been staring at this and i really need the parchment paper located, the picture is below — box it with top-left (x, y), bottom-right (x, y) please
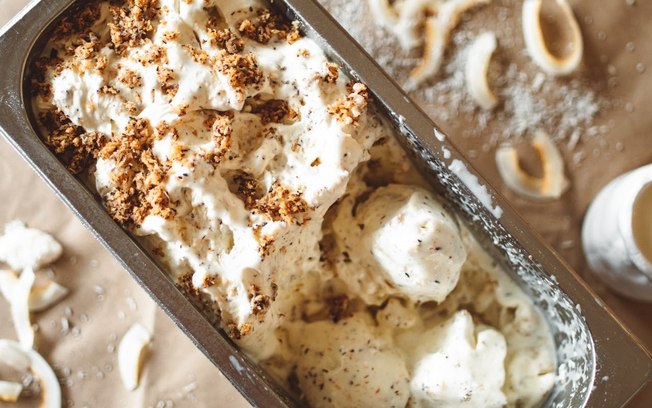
top-left (0, 0), bottom-right (650, 406)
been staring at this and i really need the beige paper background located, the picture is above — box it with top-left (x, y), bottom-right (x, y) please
top-left (0, 0), bottom-right (650, 406)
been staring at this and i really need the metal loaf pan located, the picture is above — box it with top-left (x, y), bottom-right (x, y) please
top-left (0, 0), bottom-right (650, 406)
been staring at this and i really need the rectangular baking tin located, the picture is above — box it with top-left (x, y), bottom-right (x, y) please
top-left (0, 0), bottom-right (650, 407)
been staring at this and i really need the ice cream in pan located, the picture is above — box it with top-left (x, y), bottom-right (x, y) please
top-left (31, 0), bottom-right (556, 406)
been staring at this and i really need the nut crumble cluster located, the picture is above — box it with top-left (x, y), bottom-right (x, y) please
top-left (327, 82), bottom-right (370, 125)
top-left (98, 117), bottom-right (174, 226)
top-left (237, 8), bottom-right (300, 44)
top-left (32, 0), bottom-right (352, 229)
top-left (32, 0), bottom-right (372, 350)
top-left (38, 110), bottom-right (105, 174)
top-left (108, 0), bottom-right (159, 53)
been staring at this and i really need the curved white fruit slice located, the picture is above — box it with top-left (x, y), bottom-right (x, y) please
top-left (0, 269), bottom-right (35, 348)
top-left (496, 130), bottom-right (569, 200)
top-left (522, 0), bottom-right (583, 75)
top-left (465, 32), bottom-right (499, 110)
top-left (29, 277), bottom-right (69, 312)
top-left (410, 0), bottom-right (490, 86)
top-left (118, 324), bottom-right (152, 391)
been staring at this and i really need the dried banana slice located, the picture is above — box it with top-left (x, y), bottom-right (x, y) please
top-left (522, 0), bottom-right (583, 75)
top-left (0, 269), bottom-right (36, 348)
top-left (118, 324), bottom-right (152, 391)
top-left (367, 0), bottom-right (435, 50)
top-left (410, 0), bottom-right (490, 86)
top-left (496, 130), bottom-right (569, 200)
top-left (28, 275), bottom-right (69, 312)
top-left (465, 32), bottom-right (498, 110)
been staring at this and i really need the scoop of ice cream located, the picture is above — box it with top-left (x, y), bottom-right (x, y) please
top-left (0, 221), bottom-right (62, 270)
top-left (409, 310), bottom-right (507, 408)
top-left (356, 184), bottom-right (466, 303)
top-left (291, 313), bottom-right (410, 408)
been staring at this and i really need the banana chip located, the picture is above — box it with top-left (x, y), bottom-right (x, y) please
top-left (465, 32), bottom-right (498, 110)
top-left (522, 0), bottom-right (583, 75)
top-left (0, 269), bottom-right (36, 348)
top-left (29, 276), bottom-right (69, 312)
top-left (496, 130), bottom-right (569, 200)
top-left (118, 324), bottom-right (152, 391)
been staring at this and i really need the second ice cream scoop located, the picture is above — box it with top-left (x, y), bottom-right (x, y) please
top-left (344, 184), bottom-right (467, 303)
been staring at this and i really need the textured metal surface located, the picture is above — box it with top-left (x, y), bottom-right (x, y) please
top-left (0, 0), bottom-right (650, 407)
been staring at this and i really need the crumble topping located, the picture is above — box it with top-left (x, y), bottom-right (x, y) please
top-left (255, 183), bottom-right (310, 224)
top-left (108, 0), bottom-right (160, 54)
top-left (161, 30), bottom-right (180, 43)
top-left (213, 51), bottom-right (263, 98)
top-left (173, 103), bottom-right (190, 116)
top-left (320, 63), bottom-right (339, 84)
top-left (231, 175), bottom-right (308, 224)
top-left (207, 28), bottom-right (244, 54)
top-left (237, 9), bottom-right (301, 45)
top-left (70, 33), bottom-right (100, 60)
top-left (97, 118), bottom-right (174, 226)
top-left (227, 321), bottom-right (252, 340)
top-left (124, 101), bottom-right (138, 115)
top-left (208, 111), bottom-right (234, 162)
top-left (248, 284), bottom-right (271, 316)
top-left (257, 233), bottom-right (275, 258)
top-left (119, 69), bottom-right (143, 89)
top-left (327, 83), bottom-right (369, 125)
top-left (202, 275), bottom-right (217, 289)
top-left (38, 110), bottom-right (106, 174)
top-left (167, 142), bottom-right (190, 163)
top-left (175, 271), bottom-right (199, 296)
top-left (52, 4), bottom-right (101, 39)
top-left (98, 85), bottom-right (120, 95)
top-left (137, 44), bottom-right (168, 65)
top-left (156, 67), bottom-right (178, 98)
top-left (182, 44), bottom-right (210, 64)
top-left (30, 57), bottom-right (59, 98)
top-left (246, 98), bottom-right (290, 125)
top-left (154, 121), bottom-right (171, 139)
top-left (233, 172), bottom-right (261, 210)
top-left (57, 33), bottom-right (107, 74)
